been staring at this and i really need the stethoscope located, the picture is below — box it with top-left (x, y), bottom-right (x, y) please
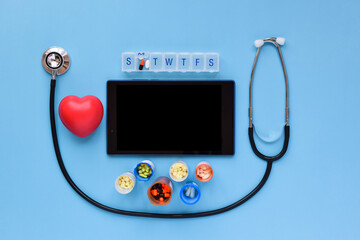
top-left (248, 37), bottom-right (290, 161)
top-left (43, 37), bottom-right (289, 218)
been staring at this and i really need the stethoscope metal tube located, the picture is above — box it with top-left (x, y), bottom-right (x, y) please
top-left (249, 37), bottom-right (290, 161)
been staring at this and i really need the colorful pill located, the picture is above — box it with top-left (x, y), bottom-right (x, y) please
top-left (139, 59), bottom-right (145, 70)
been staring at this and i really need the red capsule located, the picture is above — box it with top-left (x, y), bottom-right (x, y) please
top-left (139, 59), bottom-right (145, 70)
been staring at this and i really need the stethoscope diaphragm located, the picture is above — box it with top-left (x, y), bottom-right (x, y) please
top-left (42, 47), bottom-right (70, 76)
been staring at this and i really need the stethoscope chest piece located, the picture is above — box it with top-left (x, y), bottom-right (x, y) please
top-left (42, 47), bottom-right (70, 76)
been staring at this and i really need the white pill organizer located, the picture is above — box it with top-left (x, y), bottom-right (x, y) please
top-left (122, 52), bottom-right (219, 72)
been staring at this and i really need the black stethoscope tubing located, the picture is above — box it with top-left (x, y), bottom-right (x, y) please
top-left (48, 38), bottom-right (289, 218)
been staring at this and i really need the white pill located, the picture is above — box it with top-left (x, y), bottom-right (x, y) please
top-left (185, 187), bottom-right (191, 197)
top-left (203, 173), bottom-right (210, 179)
top-left (145, 60), bottom-right (150, 68)
top-left (190, 187), bottom-right (195, 198)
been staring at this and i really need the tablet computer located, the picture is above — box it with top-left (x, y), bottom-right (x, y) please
top-left (107, 80), bottom-right (234, 155)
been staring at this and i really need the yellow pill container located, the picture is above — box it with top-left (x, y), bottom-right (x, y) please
top-left (115, 171), bottom-right (136, 194)
top-left (169, 160), bottom-right (189, 182)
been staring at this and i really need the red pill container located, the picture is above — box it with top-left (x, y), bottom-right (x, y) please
top-left (195, 161), bottom-right (213, 182)
top-left (147, 176), bottom-right (173, 206)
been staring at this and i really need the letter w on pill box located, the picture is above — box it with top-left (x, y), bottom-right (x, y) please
top-left (122, 52), bottom-right (219, 73)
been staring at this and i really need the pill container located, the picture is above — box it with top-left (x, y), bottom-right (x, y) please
top-left (134, 160), bottom-right (155, 182)
top-left (147, 176), bottom-right (173, 206)
top-left (180, 182), bottom-right (201, 205)
top-left (115, 171), bottom-right (136, 194)
top-left (169, 160), bottom-right (189, 182)
top-left (195, 161), bottom-right (213, 182)
top-left (122, 52), bottom-right (220, 73)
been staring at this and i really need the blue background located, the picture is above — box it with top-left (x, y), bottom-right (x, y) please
top-left (1, 0), bottom-right (360, 239)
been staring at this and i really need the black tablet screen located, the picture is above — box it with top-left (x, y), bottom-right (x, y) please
top-left (107, 81), bottom-right (234, 155)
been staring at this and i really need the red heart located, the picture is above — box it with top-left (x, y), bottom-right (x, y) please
top-left (59, 95), bottom-right (104, 137)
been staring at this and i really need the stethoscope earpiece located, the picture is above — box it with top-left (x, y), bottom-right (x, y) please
top-left (254, 39), bottom-right (264, 48)
top-left (276, 37), bottom-right (285, 46)
top-left (42, 47), bottom-right (70, 78)
top-left (254, 37), bottom-right (286, 48)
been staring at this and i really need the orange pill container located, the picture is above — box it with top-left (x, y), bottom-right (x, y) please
top-left (147, 176), bottom-right (173, 206)
top-left (195, 161), bottom-right (213, 182)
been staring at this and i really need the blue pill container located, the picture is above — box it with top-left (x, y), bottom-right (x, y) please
top-left (134, 160), bottom-right (155, 182)
top-left (180, 182), bottom-right (201, 205)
